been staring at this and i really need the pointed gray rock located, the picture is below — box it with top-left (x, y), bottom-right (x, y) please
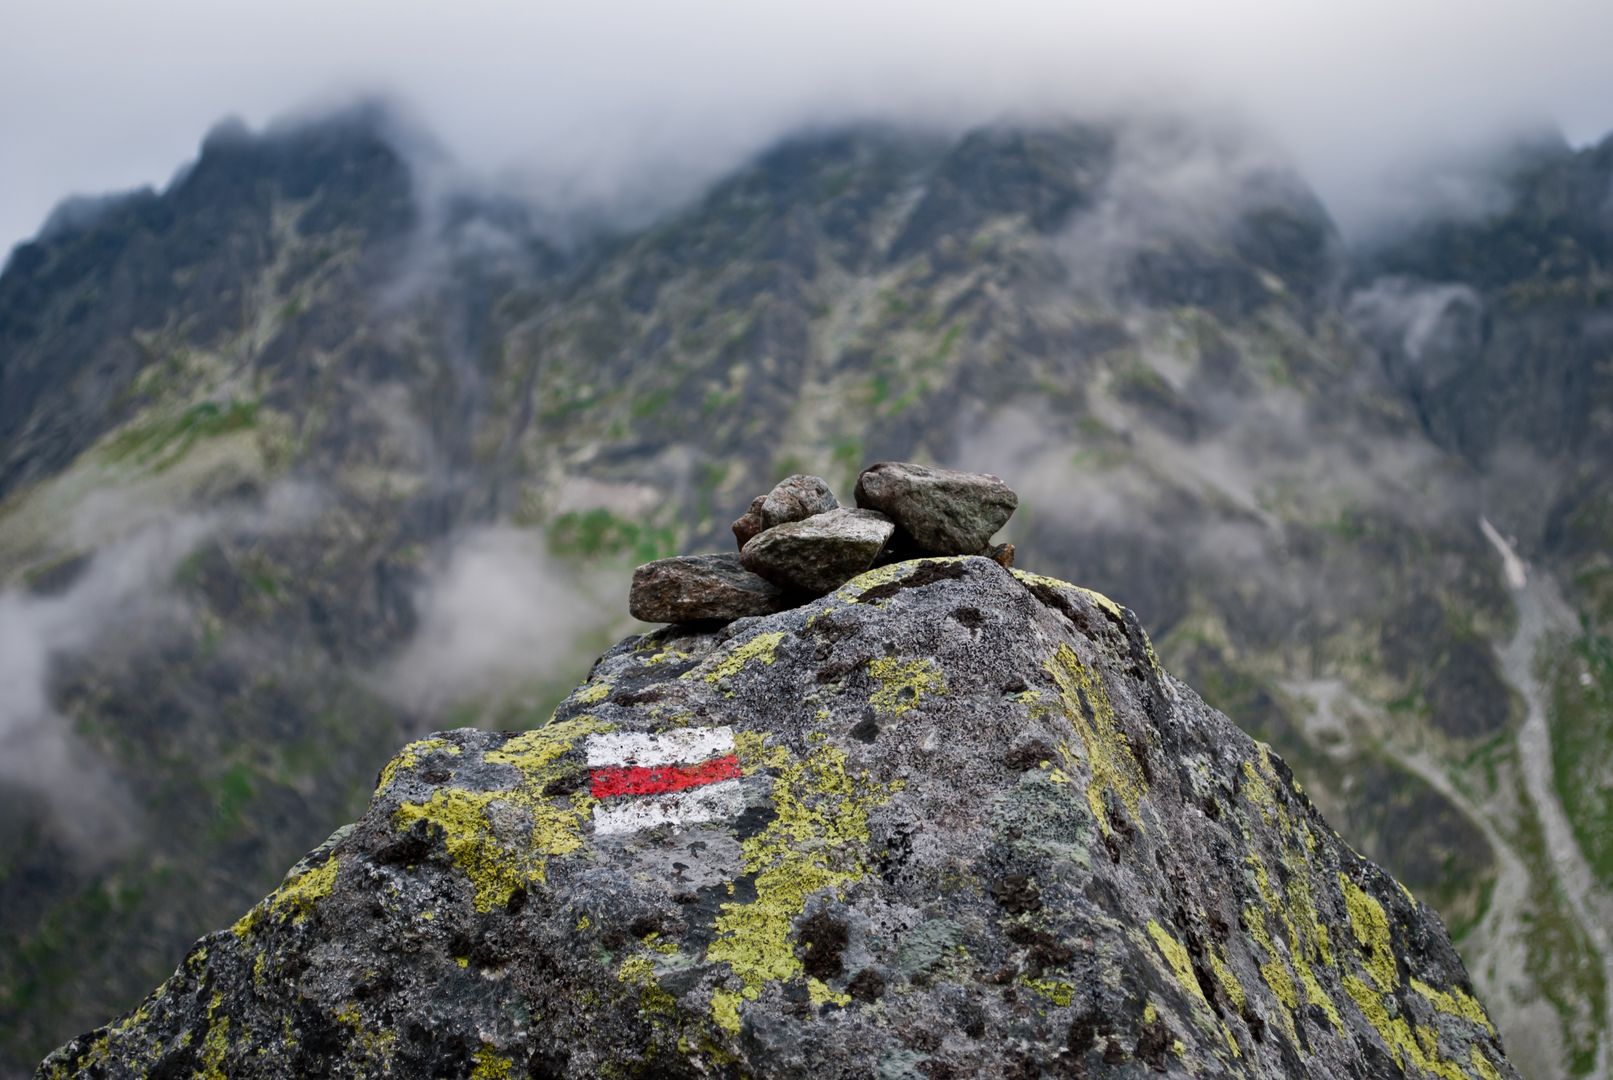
top-left (759, 474), bottom-right (839, 530)
top-left (740, 507), bottom-right (894, 595)
top-left (854, 461), bottom-right (1018, 554)
top-left (629, 553), bottom-right (788, 623)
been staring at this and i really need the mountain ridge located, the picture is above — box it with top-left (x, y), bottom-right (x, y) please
top-left (1, 105), bottom-right (1609, 1077)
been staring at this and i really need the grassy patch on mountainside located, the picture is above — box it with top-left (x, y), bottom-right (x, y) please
top-left (1513, 787), bottom-right (1609, 1078)
top-left (1549, 630), bottom-right (1613, 891)
top-left (546, 508), bottom-right (678, 564)
top-left (103, 399), bottom-right (259, 471)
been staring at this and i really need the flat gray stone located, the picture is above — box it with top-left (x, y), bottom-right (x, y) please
top-left (629, 553), bottom-right (788, 623)
top-left (759, 474), bottom-right (839, 530)
top-left (740, 507), bottom-right (894, 595)
top-left (854, 461), bottom-right (1018, 554)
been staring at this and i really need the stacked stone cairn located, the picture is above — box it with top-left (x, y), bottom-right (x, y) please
top-left (629, 462), bottom-right (1019, 623)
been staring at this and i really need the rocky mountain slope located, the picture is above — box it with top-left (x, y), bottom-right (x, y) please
top-left (42, 558), bottom-right (1518, 1079)
top-left (1, 106), bottom-right (1610, 1077)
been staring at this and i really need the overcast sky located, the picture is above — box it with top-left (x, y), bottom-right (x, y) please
top-left (4, 0), bottom-right (1613, 252)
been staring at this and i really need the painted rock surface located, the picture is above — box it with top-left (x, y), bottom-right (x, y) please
top-left (43, 558), bottom-right (1516, 1079)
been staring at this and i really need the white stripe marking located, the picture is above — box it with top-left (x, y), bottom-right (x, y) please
top-left (585, 726), bottom-right (735, 768)
top-left (591, 779), bottom-right (745, 835)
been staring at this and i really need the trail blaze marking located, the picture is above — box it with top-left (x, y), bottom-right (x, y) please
top-left (586, 727), bottom-right (744, 835)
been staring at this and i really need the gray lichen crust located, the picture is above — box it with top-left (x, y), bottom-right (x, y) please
top-left (41, 558), bottom-right (1516, 1079)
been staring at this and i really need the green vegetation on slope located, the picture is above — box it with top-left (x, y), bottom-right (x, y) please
top-left (1549, 630), bottom-right (1613, 891)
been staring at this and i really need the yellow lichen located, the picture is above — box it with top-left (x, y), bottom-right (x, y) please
top-left (807, 978), bottom-right (853, 1007)
top-left (1339, 874), bottom-right (1397, 993)
top-left (198, 993), bottom-right (229, 1080)
top-left (1248, 851), bottom-right (1341, 1033)
top-left (1342, 975), bottom-right (1467, 1080)
top-left (334, 1002), bottom-right (398, 1064)
top-left (1469, 1047), bottom-right (1504, 1080)
top-left (377, 737), bottom-right (460, 792)
top-left (1020, 976), bottom-right (1076, 1007)
top-left (705, 742), bottom-right (901, 1021)
top-left (866, 656), bottom-right (946, 717)
top-left (1243, 904), bottom-right (1300, 1044)
top-left (231, 855), bottom-right (340, 939)
top-left (840, 558), bottom-right (962, 602)
top-left (1207, 945), bottom-right (1246, 1011)
top-left (1145, 923), bottom-right (1241, 1060)
top-left (618, 954), bottom-right (678, 1015)
top-left (1411, 978), bottom-right (1497, 1037)
top-left (1147, 921), bottom-right (1211, 1011)
top-left (710, 988), bottom-right (744, 1034)
top-left (471, 1045), bottom-right (514, 1080)
top-left (1011, 569), bottom-right (1126, 622)
top-left (391, 717), bottom-right (610, 912)
top-left (1241, 760), bottom-right (1277, 825)
top-left (1336, 875), bottom-right (1480, 1080)
top-left (574, 681), bottom-right (612, 705)
top-left (689, 631), bottom-right (787, 686)
top-left (1046, 644), bottom-right (1148, 834)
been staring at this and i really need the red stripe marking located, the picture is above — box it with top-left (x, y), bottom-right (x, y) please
top-left (590, 755), bottom-right (742, 799)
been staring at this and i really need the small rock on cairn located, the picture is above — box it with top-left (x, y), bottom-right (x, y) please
top-left (630, 463), bottom-right (1019, 624)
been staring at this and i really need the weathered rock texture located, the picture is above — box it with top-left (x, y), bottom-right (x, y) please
top-left (759, 475), bottom-right (840, 531)
top-left (43, 558), bottom-right (1515, 1079)
top-left (855, 463), bottom-right (1019, 555)
top-left (732, 496), bottom-right (768, 549)
top-left (740, 508), bottom-right (895, 595)
top-left (629, 554), bottom-right (790, 623)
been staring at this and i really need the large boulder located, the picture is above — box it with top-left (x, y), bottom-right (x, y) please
top-left (739, 507), bottom-right (894, 595)
top-left (854, 461), bottom-right (1019, 554)
top-left (629, 553), bottom-right (788, 623)
top-left (43, 559), bottom-right (1516, 1080)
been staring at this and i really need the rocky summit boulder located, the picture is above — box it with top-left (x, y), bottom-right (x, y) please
top-left (855, 462), bottom-right (1019, 555)
top-left (629, 553), bottom-right (788, 623)
top-left (43, 558), bottom-right (1516, 1080)
top-left (740, 507), bottom-right (895, 596)
top-left (759, 474), bottom-right (840, 531)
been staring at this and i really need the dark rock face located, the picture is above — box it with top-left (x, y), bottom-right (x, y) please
top-left (855, 462), bottom-right (1019, 554)
top-left (43, 559), bottom-right (1515, 1080)
top-left (759, 474), bottom-right (840, 531)
top-left (628, 553), bottom-right (789, 623)
top-left (740, 507), bottom-right (895, 595)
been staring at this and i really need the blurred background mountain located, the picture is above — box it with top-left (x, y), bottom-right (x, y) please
top-left (1, 104), bottom-right (1610, 1078)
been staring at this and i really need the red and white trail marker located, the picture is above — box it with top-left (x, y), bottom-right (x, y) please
top-left (586, 726), bottom-right (744, 835)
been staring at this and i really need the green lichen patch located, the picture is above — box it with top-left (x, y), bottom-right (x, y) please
top-left (1011, 569), bottom-right (1126, 623)
top-left (704, 742), bottom-right (902, 1029)
top-left (1340, 873), bottom-right (1397, 993)
top-left (1045, 643), bottom-right (1148, 834)
top-left (390, 718), bottom-right (611, 912)
top-left (686, 631), bottom-right (787, 687)
top-left (231, 855), bottom-right (341, 940)
top-left (376, 737), bottom-right (462, 793)
top-left (866, 656), bottom-right (945, 717)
